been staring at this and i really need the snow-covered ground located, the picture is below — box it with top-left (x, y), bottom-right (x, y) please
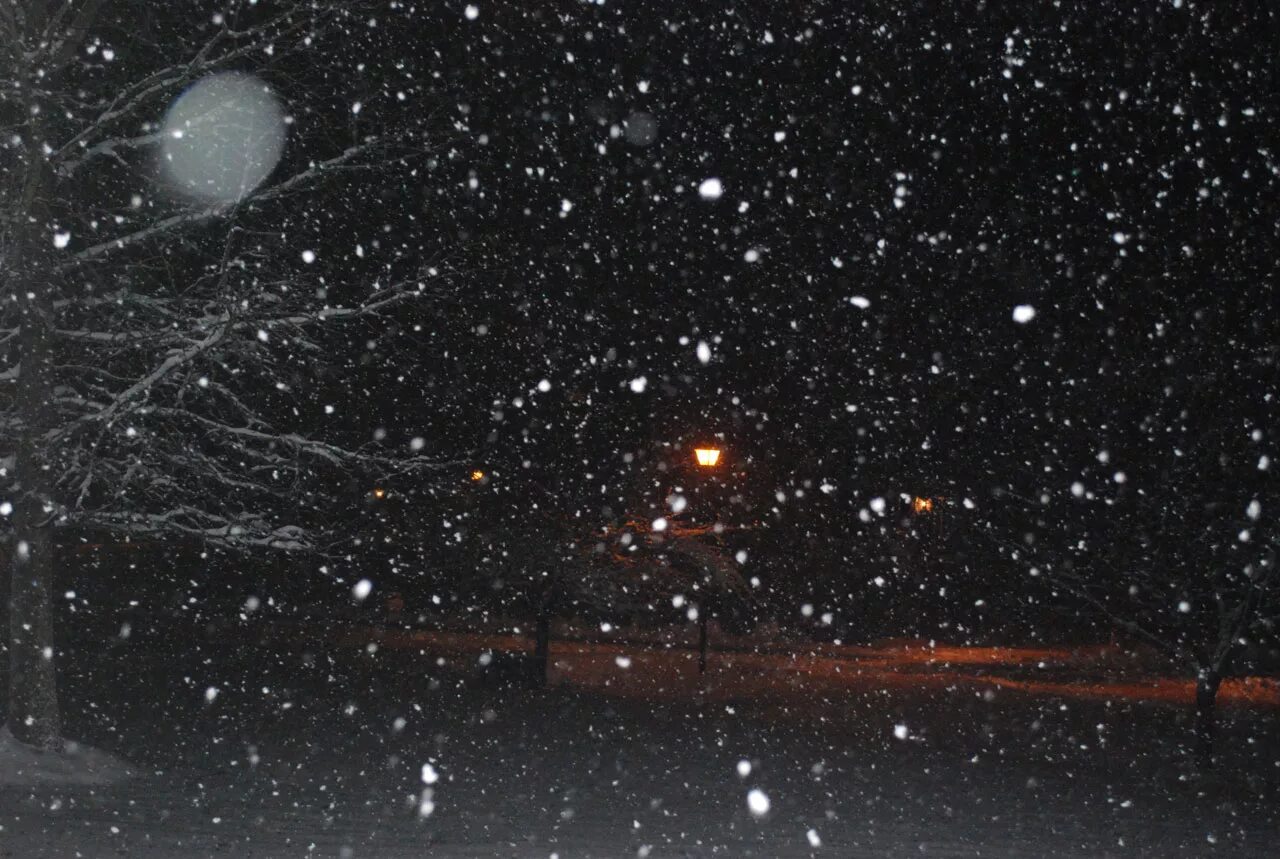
top-left (1, 628), bottom-right (1276, 857)
top-left (0, 727), bottom-right (133, 789)
top-left (354, 624), bottom-right (1280, 711)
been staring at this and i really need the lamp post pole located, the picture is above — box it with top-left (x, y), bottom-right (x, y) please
top-left (691, 446), bottom-right (722, 675)
top-left (697, 602), bottom-right (710, 674)
top-left (533, 581), bottom-right (551, 688)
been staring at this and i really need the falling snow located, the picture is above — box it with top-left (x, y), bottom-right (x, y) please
top-left (0, 3), bottom-right (1275, 857)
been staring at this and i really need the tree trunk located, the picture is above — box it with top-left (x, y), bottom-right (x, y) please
top-left (532, 603), bottom-right (551, 689)
top-left (698, 606), bottom-right (709, 674)
top-left (4, 103), bottom-right (62, 749)
top-left (8, 270), bottom-right (62, 750)
top-left (7, 521), bottom-right (60, 749)
top-left (1194, 667), bottom-right (1221, 767)
top-left (0, 543), bottom-right (9, 710)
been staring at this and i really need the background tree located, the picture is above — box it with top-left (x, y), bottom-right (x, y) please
top-left (979, 305), bottom-right (1277, 761)
top-left (0, 0), bottom-right (463, 750)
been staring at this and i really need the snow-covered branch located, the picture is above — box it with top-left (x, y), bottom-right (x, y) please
top-left (87, 316), bottom-right (231, 425)
top-left (49, 1), bottom-right (359, 166)
top-left (64, 140), bottom-right (393, 267)
top-left (151, 408), bottom-right (458, 474)
top-left (56, 130), bottom-right (164, 176)
top-left (83, 509), bottom-right (309, 550)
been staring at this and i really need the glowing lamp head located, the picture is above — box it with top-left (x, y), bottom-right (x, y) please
top-left (694, 448), bottom-right (721, 468)
top-left (470, 470), bottom-right (486, 482)
top-left (372, 487), bottom-right (386, 500)
top-left (913, 496), bottom-right (934, 513)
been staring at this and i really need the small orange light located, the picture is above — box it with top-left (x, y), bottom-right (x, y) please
top-left (373, 488), bottom-right (386, 500)
top-left (470, 470), bottom-right (486, 482)
top-left (913, 496), bottom-right (933, 513)
top-left (694, 448), bottom-right (721, 467)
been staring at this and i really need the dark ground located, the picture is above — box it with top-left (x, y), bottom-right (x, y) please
top-left (1, 621), bottom-right (1278, 858)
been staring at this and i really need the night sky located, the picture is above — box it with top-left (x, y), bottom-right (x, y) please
top-left (207, 0), bottom-right (1260, 639)
top-left (33, 0), bottom-right (1276, 636)
top-left (358, 2), bottom-right (1276, 516)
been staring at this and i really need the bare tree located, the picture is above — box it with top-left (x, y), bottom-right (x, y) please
top-left (1, 1), bottom-right (458, 749)
top-left (980, 360), bottom-right (1276, 764)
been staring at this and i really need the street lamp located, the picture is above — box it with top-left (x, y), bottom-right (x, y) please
top-left (689, 443), bottom-right (724, 675)
top-left (694, 447), bottom-right (721, 468)
top-left (470, 469), bottom-right (486, 482)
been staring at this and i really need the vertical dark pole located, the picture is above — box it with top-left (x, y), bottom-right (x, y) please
top-left (1194, 668), bottom-right (1221, 768)
top-left (533, 599), bottom-right (551, 688)
top-left (698, 606), bottom-right (709, 674)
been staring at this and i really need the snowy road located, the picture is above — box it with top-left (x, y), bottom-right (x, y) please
top-left (1, 629), bottom-right (1277, 858)
top-left (352, 626), bottom-right (1280, 713)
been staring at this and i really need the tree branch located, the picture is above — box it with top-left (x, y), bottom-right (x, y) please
top-left (44, 0), bottom-right (108, 70)
top-left (63, 140), bottom-right (392, 267)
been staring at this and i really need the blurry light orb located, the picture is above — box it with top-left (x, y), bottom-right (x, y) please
top-left (1012, 304), bottom-right (1037, 323)
top-left (746, 788), bottom-right (770, 817)
top-left (623, 111), bottom-right (658, 146)
top-left (698, 178), bottom-right (724, 200)
top-left (162, 73), bottom-right (286, 202)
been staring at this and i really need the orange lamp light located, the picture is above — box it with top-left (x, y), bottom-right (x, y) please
top-left (694, 448), bottom-right (721, 467)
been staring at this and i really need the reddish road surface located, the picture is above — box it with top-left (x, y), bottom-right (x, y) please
top-left (343, 626), bottom-right (1280, 711)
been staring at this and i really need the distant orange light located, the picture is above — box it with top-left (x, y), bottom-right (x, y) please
top-left (373, 488), bottom-right (386, 500)
top-left (913, 496), bottom-right (934, 513)
top-left (470, 470), bottom-right (486, 482)
top-left (694, 448), bottom-right (721, 467)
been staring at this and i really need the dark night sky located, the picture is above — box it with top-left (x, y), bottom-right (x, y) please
top-left (53, 0), bottom-right (1271, 559)
top-left (63, 1), bottom-right (1270, 576)
top-left (336, 1), bottom-right (1275, 520)
top-left (23, 0), bottom-right (1273, 640)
